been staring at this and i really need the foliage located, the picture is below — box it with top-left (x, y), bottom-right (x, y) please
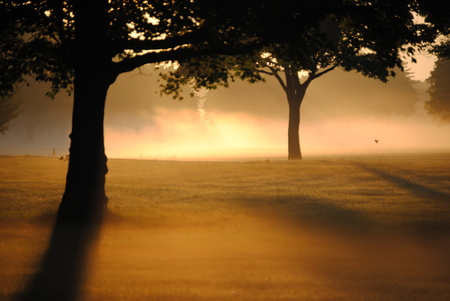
top-left (158, 54), bottom-right (265, 100)
top-left (0, 0), bottom-right (280, 99)
top-left (0, 6), bottom-right (24, 131)
top-left (0, 0), bottom-right (346, 99)
top-left (416, 0), bottom-right (450, 59)
top-left (0, 1), bottom-right (75, 97)
top-left (3, 0), bottom-right (436, 107)
top-left (417, 0), bottom-right (450, 36)
top-left (425, 55), bottom-right (450, 123)
top-left (159, 0), bottom-right (435, 99)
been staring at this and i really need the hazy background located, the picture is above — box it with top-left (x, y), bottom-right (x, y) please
top-left (1, 53), bottom-right (449, 160)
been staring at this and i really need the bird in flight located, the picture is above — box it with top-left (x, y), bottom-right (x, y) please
top-left (375, 139), bottom-right (379, 144)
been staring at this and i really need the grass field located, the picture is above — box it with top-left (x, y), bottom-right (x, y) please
top-left (1, 153), bottom-right (450, 300)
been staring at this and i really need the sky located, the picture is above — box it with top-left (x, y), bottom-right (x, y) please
top-left (1, 52), bottom-right (449, 160)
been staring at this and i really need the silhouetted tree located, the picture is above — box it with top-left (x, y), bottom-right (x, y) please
top-left (160, 1), bottom-right (435, 159)
top-left (418, 0), bottom-right (450, 122)
top-left (0, 16), bottom-right (24, 134)
top-left (425, 55), bottom-right (450, 123)
top-left (0, 93), bottom-right (21, 134)
top-left (1, 0), bottom-right (335, 222)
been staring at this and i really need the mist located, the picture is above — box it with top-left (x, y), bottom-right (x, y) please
top-left (1, 62), bottom-right (449, 160)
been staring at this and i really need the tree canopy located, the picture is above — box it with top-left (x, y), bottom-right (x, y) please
top-left (161, 0), bottom-right (434, 94)
top-left (0, 0), bottom-right (334, 98)
top-left (159, 0), bottom-right (434, 159)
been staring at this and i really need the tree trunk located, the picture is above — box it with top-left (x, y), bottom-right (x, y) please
top-left (56, 0), bottom-right (114, 224)
top-left (284, 67), bottom-right (307, 160)
top-left (287, 93), bottom-right (302, 160)
top-left (56, 79), bottom-right (110, 224)
top-left (288, 95), bottom-right (302, 160)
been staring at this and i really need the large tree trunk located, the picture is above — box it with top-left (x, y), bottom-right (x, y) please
top-left (57, 78), bottom-right (110, 224)
top-left (56, 0), bottom-right (114, 224)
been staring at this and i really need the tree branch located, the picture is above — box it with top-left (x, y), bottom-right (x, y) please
top-left (310, 64), bottom-right (338, 80)
top-left (113, 40), bottom-right (261, 76)
top-left (268, 65), bottom-right (287, 92)
top-left (256, 68), bottom-right (275, 76)
top-left (110, 29), bottom-right (209, 55)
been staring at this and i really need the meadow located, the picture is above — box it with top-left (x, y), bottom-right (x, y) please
top-left (1, 153), bottom-right (449, 300)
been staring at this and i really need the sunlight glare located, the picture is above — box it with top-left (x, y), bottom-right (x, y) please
top-left (105, 105), bottom-right (450, 160)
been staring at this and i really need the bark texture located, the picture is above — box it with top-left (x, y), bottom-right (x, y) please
top-left (57, 0), bottom-right (115, 224)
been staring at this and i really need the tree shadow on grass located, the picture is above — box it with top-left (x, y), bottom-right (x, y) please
top-left (351, 161), bottom-right (450, 203)
top-left (352, 162), bottom-right (450, 224)
top-left (238, 159), bottom-right (450, 237)
top-left (241, 194), bottom-right (377, 236)
top-left (16, 217), bottom-right (102, 301)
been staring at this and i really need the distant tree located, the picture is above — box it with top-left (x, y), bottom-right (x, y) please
top-left (416, 1), bottom-right (450, 122)
top-left (1, 0), bottom-right (336, 223)
top-left (425, 55), bottom-right (450, 123)
top-left (0, 93), bottom-right (21, 134)
top-left (0, 17), bottom-right (24, 134)
top-left (161, 1), bottom-right (433, 159)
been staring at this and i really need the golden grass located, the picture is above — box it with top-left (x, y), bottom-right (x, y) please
top-left (1, 153), bottom-right (449, 300)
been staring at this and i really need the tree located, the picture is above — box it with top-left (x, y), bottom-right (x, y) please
top-left (0, 11), bottom-right (24, 134)
top-left (160, 1), bottom-right (434, 159)
top-left (425, 55), bottom-right (450, 123)
top-left (413, 1), bottom-right (450, 123)
top-left (2, 0), bottom-right (335, 223)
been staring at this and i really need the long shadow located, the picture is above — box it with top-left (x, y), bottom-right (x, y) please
top-left (239, 160), bottom-right (450, 235)
top-left (351, 161), bottom-right (450, 203)
top-left (241, 194), bottom-right (377, 235)
top-left (16, 218), bottom-right (102, 301)
top-left (351, 161), bottom-right (450, 233)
